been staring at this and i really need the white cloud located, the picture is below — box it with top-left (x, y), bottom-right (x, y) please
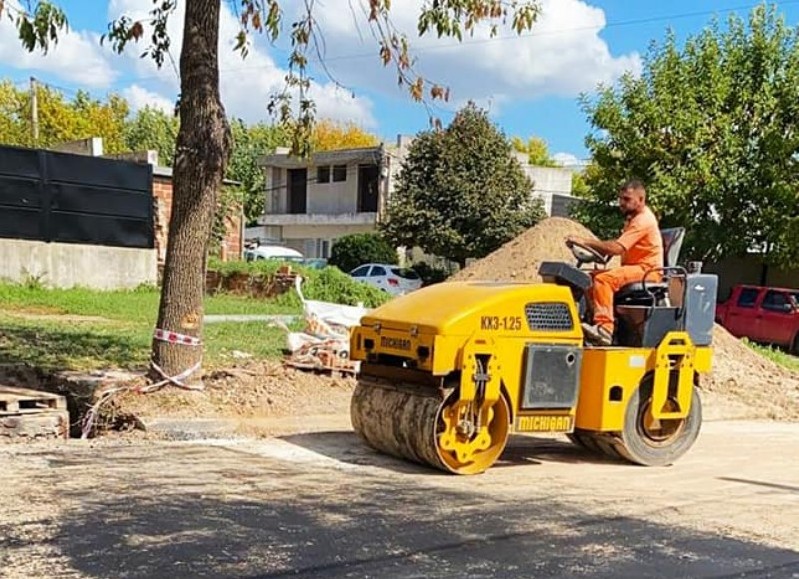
top-left (106, 0), bottom-right (376, 128)
top-left (552, 152), bottom-right (583, 167)
top-left (306, 0), bottom-right (640, 103)
top-left (121, 85), bottom-right (174, 113)
top-left (2, 0), bottom-right (630, 130)
top-left (0, 1), bottom-right (114, 88)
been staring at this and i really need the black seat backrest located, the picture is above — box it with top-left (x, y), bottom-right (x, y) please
top-left (660, 227), bottom-right (685, 267)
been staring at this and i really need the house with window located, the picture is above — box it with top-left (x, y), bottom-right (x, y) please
top-left (247, 136), bottom-right (413, 259)
top-left (248, 136), bottom-right (578, 260)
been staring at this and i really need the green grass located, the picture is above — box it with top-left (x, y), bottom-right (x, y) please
top-left (0, 282), bottom-right (303, 371)
top-left (0, 283), bottom-right (300, 323)
top-left (744, 339), bottom-right (799, 372)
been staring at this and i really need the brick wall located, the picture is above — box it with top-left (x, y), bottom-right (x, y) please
top-left (152, 176), bottom-right (173, 265)
top-left (219, 209), bottom-right (243, 261)
top-left (151, 175), bottom-right (242, 265)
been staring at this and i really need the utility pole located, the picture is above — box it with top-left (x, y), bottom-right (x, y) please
top-left (30, 76), bottom-right (39, 144)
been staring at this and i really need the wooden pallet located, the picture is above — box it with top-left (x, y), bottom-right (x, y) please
top-left (284, 359), bottom-right (358, 375)
top-left (0, 385), bottom-right (68, 416)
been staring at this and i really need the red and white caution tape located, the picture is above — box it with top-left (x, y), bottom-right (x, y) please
top-left (80, 354), bottom-right (205, 438)
top-left (153, 328), bottom-right (202, 347)
top-left (139, 359), bottom-right (204, 393)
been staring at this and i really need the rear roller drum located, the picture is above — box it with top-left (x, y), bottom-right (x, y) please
top-left (568, 429), bottom-right (602, 454)
top-left (351, 380), bottom-right (511, 474)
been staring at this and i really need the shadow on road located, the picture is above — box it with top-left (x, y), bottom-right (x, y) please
top-left (278, 431), bottom-right (622, 475)
top-left (3, 443), bottom-right (798, 579)
top-left (718, 477), bottom-right (799, 494)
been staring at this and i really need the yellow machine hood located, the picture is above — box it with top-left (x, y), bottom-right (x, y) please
top-left (360, 280), bottom-right (576, 336)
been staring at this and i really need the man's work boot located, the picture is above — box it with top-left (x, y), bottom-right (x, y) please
top-left (581, 323), bottom-right (613, 346)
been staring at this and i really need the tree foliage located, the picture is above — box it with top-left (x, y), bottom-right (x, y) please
top-left (227, 119), bottom-right (287, 224)
top-left (381, 103), bottom-right (546, 268)
top-left (123, 105), bottom-right (179, 166)
top-left (329, 233), bottom-right (398, 274)
top-left (510, 136), bottom-right (559, 167)
top-left (0, 80), bottom-right (128, 152)
top-left (312, 119), bottom-right (379, 152)
top-left (576, 5), bottom-right (799, 267)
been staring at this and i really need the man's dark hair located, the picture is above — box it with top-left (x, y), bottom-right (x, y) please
top-left (620, 179), bottom-right (646, 192)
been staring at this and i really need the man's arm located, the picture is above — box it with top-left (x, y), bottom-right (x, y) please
top-left (567, 235), bottom-right (625, 256)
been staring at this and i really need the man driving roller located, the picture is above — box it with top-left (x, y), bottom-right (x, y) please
top-left (566, 179), bottom-right (663, 346)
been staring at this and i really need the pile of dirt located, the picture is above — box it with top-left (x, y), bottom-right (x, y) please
top-left (452, 217), bottom-right (619, 282)
top-left (451, 217), bottom-right (799, 421)
top-left (0, 361), bottom-right (357, 439)
top-left (700, 325), bottom-right (799, 421)
top-left (116, 361), bottom-right (355, 423)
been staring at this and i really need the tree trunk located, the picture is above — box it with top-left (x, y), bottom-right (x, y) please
top-left (150, 0), bottom-right (231, 385)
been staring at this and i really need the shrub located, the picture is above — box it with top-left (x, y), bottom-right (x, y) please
top-left (299, 267), bottom-right (389, 307)
top-left (206, 259), bottom-right (390, 308)
top-left (329, 233), bottom-right (397, 274)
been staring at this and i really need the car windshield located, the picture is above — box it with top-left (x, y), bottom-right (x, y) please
top-left (792, 292), bottom-right (799, 306)
top-left (391, 268), bottom-right (419, 280)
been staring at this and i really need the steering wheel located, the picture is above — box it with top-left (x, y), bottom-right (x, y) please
top-left (566, 240), bottom-right (610, 267)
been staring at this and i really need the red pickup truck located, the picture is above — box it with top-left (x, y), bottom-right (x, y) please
top-left (715, 285), bottom-right (799, 353)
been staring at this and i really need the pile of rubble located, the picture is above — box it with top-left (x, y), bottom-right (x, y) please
top-left (274, 277), bottom-right (367, 375)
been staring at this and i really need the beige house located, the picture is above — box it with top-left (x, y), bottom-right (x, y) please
top-left (248, 136), bottom-right (413, 258)
top-left (249, 137), bottom-right (577, 260)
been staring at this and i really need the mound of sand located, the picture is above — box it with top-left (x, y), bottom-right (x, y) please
top-left (452, 217), bottom-right (799, 421)
top-left (701, 325), bottom-right (799, 420)
top-left (452, 217), bottom-right (619, 282)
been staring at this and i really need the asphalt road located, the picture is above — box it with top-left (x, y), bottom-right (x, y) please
top-left (1, 420), bottom-right (798, 579)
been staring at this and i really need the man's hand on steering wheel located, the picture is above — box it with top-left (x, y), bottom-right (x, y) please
top-left (565, 235), bottom-right (583, 247)
top-left (565, 236), bottom-right (610, 265)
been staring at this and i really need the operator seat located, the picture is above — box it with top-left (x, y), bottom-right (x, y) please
top-left (614, 227), bottom-right (685, 304)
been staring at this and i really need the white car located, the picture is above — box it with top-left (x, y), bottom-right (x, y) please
top-left (349, 263), bottom-right (422, 296)
top-left (244, 245), bottom-right (304, 262)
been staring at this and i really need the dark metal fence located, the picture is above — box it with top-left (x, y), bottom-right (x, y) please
top-left (0, 145), bottom-right (153, 248)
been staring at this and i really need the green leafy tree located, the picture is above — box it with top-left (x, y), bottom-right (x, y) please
top-left (510, 136), bottom-right (559, 167)
top-left (381, 103), bottom-right (546, 268)
top-left (123, 105), bottom-right (179, 166)
top-left (576, 5), bottom-right (799, 266)
top-left (329, 233), bottom-right (398, 274)
top-left (570, 170), bottom-right (591, 198)
top-left (8, 0), bottom-right (540, 382)
top-left (227, 120), bottom-right (287, 225)
top-left (124, 109), bottom-right (286, 225)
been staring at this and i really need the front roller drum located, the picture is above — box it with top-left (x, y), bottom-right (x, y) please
top-left (569, 380), bottom-right (703, 467)
top-left (616, 381), bottom-right (703, 466)
top-left (350, 380), bottom-right (511, 474)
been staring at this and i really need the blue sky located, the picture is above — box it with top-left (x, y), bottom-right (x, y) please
top-left (2, 0), bottom-right (799, 164)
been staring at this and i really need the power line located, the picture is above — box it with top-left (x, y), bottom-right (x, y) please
top-left (315, 0), bottom-right (799, 64)
top-left (14, 0), bottom-right (796, 90)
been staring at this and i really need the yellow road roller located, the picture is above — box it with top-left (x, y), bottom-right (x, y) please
top-left (349, 234), bottom-right (718, 474)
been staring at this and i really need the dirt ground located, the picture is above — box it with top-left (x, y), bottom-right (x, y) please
top-left (0, 418), bottom-right (797, 578)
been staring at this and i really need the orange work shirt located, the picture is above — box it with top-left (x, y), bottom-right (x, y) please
top-left (616, 206), bottom-right (663, 269)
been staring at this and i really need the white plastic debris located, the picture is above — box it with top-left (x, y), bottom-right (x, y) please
top-left (277, 277), bottom-right (370, 374)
